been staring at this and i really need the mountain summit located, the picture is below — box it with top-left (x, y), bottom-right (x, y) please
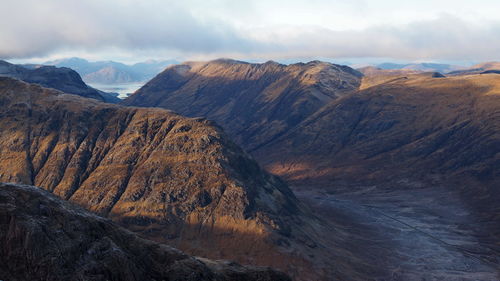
top-left (122, 59), bottom-right (362, 151)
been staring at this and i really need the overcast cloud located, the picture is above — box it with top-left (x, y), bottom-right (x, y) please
top-left (2, 0), bottom-right (500, 62)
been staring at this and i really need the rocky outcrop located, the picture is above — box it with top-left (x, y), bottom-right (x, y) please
top-left (0, 182), bottom-right (290, 281)
top-left (0, 60), bottom-right (119, 103)
top-left (122, 59), bottom-right (362, 151)
top-left (0, 77), bottom-right (330, 280)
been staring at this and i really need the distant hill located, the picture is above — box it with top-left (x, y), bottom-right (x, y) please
top-left (44, 57), bottom-right (178, 84)
top-left (376, 62), bottom-right (462, 73)
top-left (0, 60), bottom-right (119, 103)
top-left (448, 61), bottom-right (500, 76)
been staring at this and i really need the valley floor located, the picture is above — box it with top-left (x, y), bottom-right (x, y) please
top-left (293, 183), bottom-right (500, 281)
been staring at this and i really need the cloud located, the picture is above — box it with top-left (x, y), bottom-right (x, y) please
top-left (1, 0), bottom-right (500, 61)
top-left (0, 0), bottom-right (257, 58)
top-left (247, 15), bottom-right (500, 61)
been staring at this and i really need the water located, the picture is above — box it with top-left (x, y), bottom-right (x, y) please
top-left (87, 82), bottom-right (145, 99)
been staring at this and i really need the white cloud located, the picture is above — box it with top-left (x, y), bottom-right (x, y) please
top-left (1, 0), bottom-right (500, 62)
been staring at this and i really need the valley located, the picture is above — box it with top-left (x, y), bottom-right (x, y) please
top-left (87, 81), bottom-right (145, 98)
top-left (294, 182), bottom-right (500, 280)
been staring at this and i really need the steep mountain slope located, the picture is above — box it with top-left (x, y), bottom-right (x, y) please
top-left (253, 72), bottom-right (500, 280)
top-left (255, 73), bottom-right (500, 187)
top-left (0, 182), bottom-right (290, 281)
top-left (0, 60), bottom-right (119, 103)
top-left (45, 57), bottom-right (177, 84)
top-left (122, 59), bottom-right (362, 151)
top-left (0, 77), bottom-right (336, 280)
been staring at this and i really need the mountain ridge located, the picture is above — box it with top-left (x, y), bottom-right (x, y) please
top-left (0, 182), bottom-right (291, 281)
top-left (0, 76), bottom-right (333, 280)
top-left (122, 59), bottom-right (363, 152)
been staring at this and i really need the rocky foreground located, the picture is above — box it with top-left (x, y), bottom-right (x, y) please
top-left (0, 182), bottom-right (290, 281)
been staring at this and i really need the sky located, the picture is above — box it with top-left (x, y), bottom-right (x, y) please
top-left (2, 0), bottom-right (500, 65)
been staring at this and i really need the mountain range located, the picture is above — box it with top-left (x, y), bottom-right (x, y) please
top-left (123, 58), bottom-right (499, 195)
top-left (121, 59), bottom-right (500, 280)
top-left (43, 57), bottom-right (178, 84)
top-left (375, 62), bottom-right (463, 73)
top-left (122, 59), bottom-right (362, 151)
top-left (0, 60), bottom-right (120, 103)
top-left (0, 76), bottom-right (342, 280)
top-left (1, 57), bottom-right (499, 280)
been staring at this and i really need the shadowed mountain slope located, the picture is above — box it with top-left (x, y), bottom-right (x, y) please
top-left (0, 77), bottom-right (338, 280)
top-left (255, 73), bottom-right (500, 188)
top-left (0, 182), bottom-right (290, 281)
top-left (0, 60), bottom-right (119, 103)
top-left (122, 59), bottom-right (362, 151)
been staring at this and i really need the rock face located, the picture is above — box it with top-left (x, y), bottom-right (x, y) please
top-left (122, 59), bottom-right (362, 151)
top-left (0, 60), bottom-right (119, 103)
top-left (255, 73), bottom-right (500, 188)
top-left (0, 77), bottom-right (329, 280)
top-left (0, 182), bottom-right (290, 281)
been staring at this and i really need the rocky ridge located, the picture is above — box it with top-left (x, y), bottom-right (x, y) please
top-left (122, 59), bottom-right (362, 151)
top-left (0, 76), bottom-right (332, 280)
top-left (0, 182), bottom-right (290, 281)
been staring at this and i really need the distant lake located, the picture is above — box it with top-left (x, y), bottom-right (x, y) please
top-left (87, 82), bottom-right (145, 99)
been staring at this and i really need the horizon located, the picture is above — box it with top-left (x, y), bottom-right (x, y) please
top-left (2, 0), bottom-right (500, 65)
top-left (7, 56), bottom-right (486, 69)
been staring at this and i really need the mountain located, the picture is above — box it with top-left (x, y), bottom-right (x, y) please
top-left (0, 182), bottom-right (290, 281)
top-left (0, 60), bottom-right (119, 103)
top-left (376, 62), bottom-right (462, 73)
top-left (45, 57), bottom-right (177, 84)
top-left (122, 59), bottom-right (500, 279)
top-left (448, 61), bottom-right (500, 76)
top-left (122, 59), bottom-right (362, 151)
top-left (0, 76), bottom-right (337, 280)
top-left (357, 66), bottom-right (424, 89)
top-left (254, 72), bottom-right (500, 188)
top-left (250, 71), bottom-right (500, 280)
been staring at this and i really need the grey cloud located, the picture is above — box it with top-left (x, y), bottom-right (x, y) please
top-left (255, 15), bottom-right (500, 61)
top-left (1, 1), bottom-right (500, 61)
top-left (0, 0), bottom-right (258, 58)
